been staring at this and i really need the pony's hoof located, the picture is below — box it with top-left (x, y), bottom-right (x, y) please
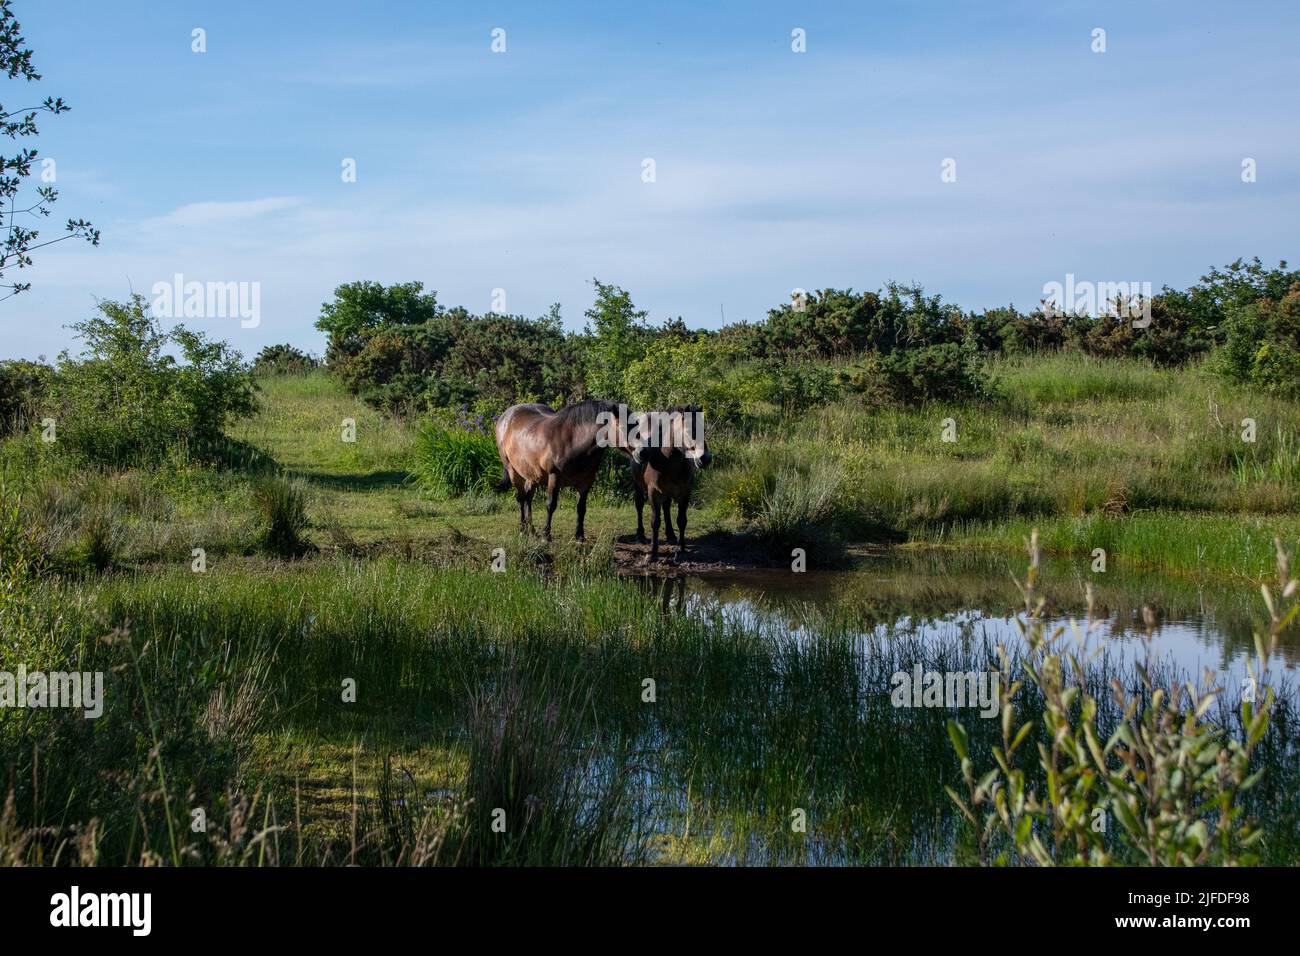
top-left (634, 534), bottom-right (648, 545)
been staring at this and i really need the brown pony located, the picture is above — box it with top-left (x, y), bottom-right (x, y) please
top-left (494, 399), bottom-right (620, 540)
top-left (630, 405), bottom-right (711, 562)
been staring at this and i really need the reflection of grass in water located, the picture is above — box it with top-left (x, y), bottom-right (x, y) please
top-left (18, 558), bottom-right (1299, 865)
top-left (943, 511), bottom-right (1300, 579)
top-left (692, 547), bottom-right (1300, 664)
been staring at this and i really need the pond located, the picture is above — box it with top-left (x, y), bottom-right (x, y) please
top-left (636, 548), bottom-right (1299, 701)
top-left (614, 548), bottom-right (1300, 864)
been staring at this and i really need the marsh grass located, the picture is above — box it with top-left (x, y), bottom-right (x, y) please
top-left (2, 550), bottom-right (1292, 866)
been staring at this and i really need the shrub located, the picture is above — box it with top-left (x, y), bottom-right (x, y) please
top-left (318, 281), bottom-right (583, 414)
top-left (46, 296), bottom-right (256, 466)
top-left (252, 344), bottom-right (319, 376)
top-left (583, 279), bottom-right (651, 400)
top-left (840, 343), bottom-right (993, 405)
top-left (760, 288), bottom-right (883, 357)
top-left (621, 336), bottom-right (752, 422)
top-left (412, 420), bottom-right (500, 498)
top-left (1216, 283), bottom-right (1300, 396)
top-left (0, 359), bottom-right (51, 436)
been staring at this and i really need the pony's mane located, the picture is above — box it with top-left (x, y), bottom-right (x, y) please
top-left (551, 398), bottom-right (619, 426)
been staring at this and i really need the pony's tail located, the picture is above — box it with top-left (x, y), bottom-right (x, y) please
top-left (494, 462), bottom-right (512, 493)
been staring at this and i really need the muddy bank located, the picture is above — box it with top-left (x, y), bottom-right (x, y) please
top-left (612, 531), bottom-right (808, 576)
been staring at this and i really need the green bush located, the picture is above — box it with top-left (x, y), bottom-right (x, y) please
top-left (252, 344), bottom-right (319, 376)
top-left (840, 343), bottom-right (993, 405)
top-left (45, 296), bottom-right (256, 466)
top-left (319, 281), bottom-right (583, 415)
top-left (583, 279), bottom-right (651, 401)
top-left (412, 420), bottom-right (501, 498)
top-left (1216, 284), bottom-right (1300, 397)
top-left (621, 336), bottom-right (751, 422)
top-left (0, 359), bottom-right (52, 436)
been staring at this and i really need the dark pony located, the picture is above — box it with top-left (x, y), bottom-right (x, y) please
top-left (630, 405), bottom-right (711, 562)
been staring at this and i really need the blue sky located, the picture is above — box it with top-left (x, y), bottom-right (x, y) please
top-left (3, 0), bottom-right (1298, 360)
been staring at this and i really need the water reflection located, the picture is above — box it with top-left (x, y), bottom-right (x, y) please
top-left (630, 550), bottom-right (1299, 701)
top-left (631, 573), bottom-right (688, 615)
top-left (610, 551), bottom-right (1300, 864)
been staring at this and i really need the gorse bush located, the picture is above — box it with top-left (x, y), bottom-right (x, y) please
top-left (313, 260), bottom-right (1300, 424)
top-left (251, 344), bottom-right (319, 376)
top-left (840, 342), bottom-right (994, 405)
top-left (412, 420), bottom-right (500, 498)
top-left (1216, 282), bottom-right (1300, 397)
top-left (318, 280), bottom-right (583, 414)
top-left (46, 295), bottom-right (256, 466)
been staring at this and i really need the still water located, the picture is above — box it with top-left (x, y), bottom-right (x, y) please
top-left (637, 548), bottom-right (1298, 702)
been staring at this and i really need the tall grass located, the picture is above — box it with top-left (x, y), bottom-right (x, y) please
top-left (699, 352), bottom-right (1300, 566)
top-left (4, 554), bottom-right (1295, 866)
top-left (252, 474), bottom-right (311, 556)
top-left (411, 422), bottom-right (500, 498)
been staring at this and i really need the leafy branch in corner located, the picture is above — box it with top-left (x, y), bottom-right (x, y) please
top-left (0, 0), bottom-right (99, 302)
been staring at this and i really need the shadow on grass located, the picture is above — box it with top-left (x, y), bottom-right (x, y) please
top-left (292, 469), bottom-right (413, 492)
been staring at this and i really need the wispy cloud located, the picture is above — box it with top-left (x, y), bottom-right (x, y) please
top-left (138, 197), bottom-right (306, 231)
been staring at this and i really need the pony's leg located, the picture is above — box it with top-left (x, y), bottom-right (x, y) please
top-left (543, 474), bottom-right (560, 541)
top-left (649, 490), bottom-right (662, 562)
top-left (634, 487), bottom-right (647, 544)
top-left (661, 498), bottom-right (677, 544)
top-left (523, 483), bottom-right (537, 534)
top-left (515, 485), bottom-right (528, 533)
top-left (574, 486), bottom-right (590, 541)
top-left (674, 498), bottom-right (688, 560)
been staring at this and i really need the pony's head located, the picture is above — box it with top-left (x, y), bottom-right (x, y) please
top-left (629, 406), bottom-right (711, 470)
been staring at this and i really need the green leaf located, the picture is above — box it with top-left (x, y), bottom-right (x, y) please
top-left (946, 719), bottom-right (968, 761)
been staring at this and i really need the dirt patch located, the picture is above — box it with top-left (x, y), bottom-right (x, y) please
top-left (613, 530), bottom-right (788, 575)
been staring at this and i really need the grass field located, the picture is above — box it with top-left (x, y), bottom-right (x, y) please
top-left (7, 353), bottom-right (1300, 578)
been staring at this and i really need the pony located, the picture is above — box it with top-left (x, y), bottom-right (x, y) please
top-left (629, 405), bottom-right (711, 562)
top-left (494, 398), bottom-right (619, 540)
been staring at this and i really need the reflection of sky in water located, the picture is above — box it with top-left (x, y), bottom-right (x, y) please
top-left (663, 572), bottom-right (1297, 705)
